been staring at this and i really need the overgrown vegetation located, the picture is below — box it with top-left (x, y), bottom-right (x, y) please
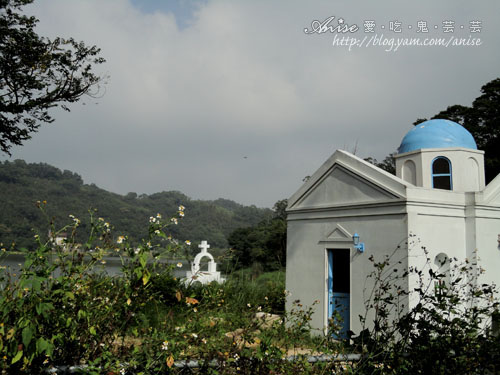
top-left (0, 207), bottom-right (499, 374)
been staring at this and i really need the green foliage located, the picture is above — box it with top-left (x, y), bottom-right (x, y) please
top-left (410, 78), bottom-right (500, 183)
top-left (422, 77), bottom-right (500, 183)
top-left (369, 78), bottom-right (500, 182)
top-left (0, 0), bottom-right (106, 154)
top-left (351, 240), bottom-right (500, 374)
top-left (364, 153), bottom-right (396, 175)
top-left (0, 205), bottom-right (343, 373)
top-left (0, 159), bottom-right (271, 250)
top-left (227, 200), bottom-right (287, 271)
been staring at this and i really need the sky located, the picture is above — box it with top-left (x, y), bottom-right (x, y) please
top-left (2, 0), bottom-right (500, 207)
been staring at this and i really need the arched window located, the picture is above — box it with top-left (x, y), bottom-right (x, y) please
top-left (432, 157), bottom-right (452, 190)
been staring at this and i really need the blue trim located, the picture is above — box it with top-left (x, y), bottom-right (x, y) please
top-left (327, 250), bottom-right (350, 339)
top-left (431, 156), bottom-right (452, 190)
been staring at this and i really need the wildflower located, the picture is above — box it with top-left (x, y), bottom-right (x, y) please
top-left (134, 248), bottom-right (140, 255)
top-left (98, 217), bottom-right (104, 221)
top-left (191, 333), bottom-right (198, 338)
top-left (177, 262), bottom-right (183, 268)
top-left (120, 369), bottom-right (125, 375)
top-left (43, 358), bottom-right (49, 365)
top-left (101, 260), bottom-right (106, 265)
top-left (34, 234), bottom-right (39, 239)
top-left (185, 240), bottom-right (191, 245)
top-left (186, 297), bottom-right (199, 305)
top-left (156, 213), bottom-right (162, 219)
top-left (178, 205), bottom-right (185, 211)
top-left (264, 296), bottom-right (268, 301)
top-left (202, 338), bottom-right (207, 344)
top-left (149, 216), bottom-right (156, 223)
top-left (171, 218), bottom-right (178, 225)
top-left (193, 307), bottom-right (198, 312)
top-left (178, 211), bottom-right (185, 217)
top-left (146, 242), bottom-right (152, 248)
top-left (117, 235), bottom-right (125, 244)
top-left (104, 222), bottom-right (110, 228)
top-left (247, 303), bottom-right (251, 308)
top-left (258, 306), bottom-right (262, 311)
top-left (154, 229), bottom-right (160, 235)
top-left (161, 340), bottom-right (169, 350)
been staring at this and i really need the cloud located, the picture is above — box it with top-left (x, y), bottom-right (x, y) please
top-left (4, 0), bottom-right (500, 206)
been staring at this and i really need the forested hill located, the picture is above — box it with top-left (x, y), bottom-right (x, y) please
top-left (0, 160), bottom-right (272, 251)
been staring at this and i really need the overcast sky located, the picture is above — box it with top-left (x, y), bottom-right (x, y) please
top-left (2, 0), bottom-right (499, 207)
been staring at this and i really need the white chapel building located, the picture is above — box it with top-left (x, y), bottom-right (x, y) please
top-left (285, 119), bottom-right (500, 336)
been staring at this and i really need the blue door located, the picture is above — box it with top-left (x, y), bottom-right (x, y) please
top-left (328, 249), bottom-right (350, 339)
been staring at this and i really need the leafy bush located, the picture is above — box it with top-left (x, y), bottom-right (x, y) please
top-left (351, 241), bottom-right (500, 374)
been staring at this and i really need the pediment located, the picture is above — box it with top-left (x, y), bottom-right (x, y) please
top-left (291, 164), bottom-right (398, 210)
top-left (320, 224), bottom-right (352, 242)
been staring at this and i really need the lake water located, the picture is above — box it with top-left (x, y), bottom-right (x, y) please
top-left (0, 253), bottom-right (189, 279)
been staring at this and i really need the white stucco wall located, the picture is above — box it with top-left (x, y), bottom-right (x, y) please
top-left (286, 149), bottom-right (500, 338)
top-left (396, 148), bottom-right (485, 192)
top-left (286, 210), bottom-right (409, 334)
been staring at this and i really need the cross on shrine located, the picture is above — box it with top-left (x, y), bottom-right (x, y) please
top-left (198, 240), bottom-right (210, 253)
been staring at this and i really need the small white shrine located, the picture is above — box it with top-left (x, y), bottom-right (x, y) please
top-left (184, 241), bottom-right (225, 285)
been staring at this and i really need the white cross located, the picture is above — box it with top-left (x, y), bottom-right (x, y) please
top-left (198, 240), bottom-right (210, 253)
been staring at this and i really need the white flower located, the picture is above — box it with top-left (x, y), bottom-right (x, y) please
top-left (177, 262), bottom-right (183, 268)
top-left (185, 240), bottom-right (191, 245)
top-left (171, 218), bottom-right (178, 225)
top-left (154, 229), bottom-right (160, 235)
top-left (161, 340), bottom-right (169, 351)
top-left (156, 213), bottom-right (162, 219)
top-left (104, 222), bottom-right (110, 228)
top-left (258, 306), bottom-right (262, 311)
top-left (117, 236), bottom-right (125, 244)
top-left (191, 333), bottom-right (198, 338)
top-left (178, 211), bottom-right (185, 217)
top-left (178, 205), bottom-right (185, 211)
top-left (247, 303), bottom-right (251, 308)
top-left (202, 338), bottom-right (207, 344)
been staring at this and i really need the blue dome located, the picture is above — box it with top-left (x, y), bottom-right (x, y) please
top-left (398, 119), bottom-right (477, 154)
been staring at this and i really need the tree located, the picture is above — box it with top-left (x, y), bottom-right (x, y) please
top-left (0, 0), bottom-right (105, 154)
top-left (364, 153), bottom-right (396, 175)
top-left (370, 78), bottom-right (500, 182)
top-left (421, 78), bottom-right (500, 182)
top-left (228, 199), bottom-right (287, 271)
